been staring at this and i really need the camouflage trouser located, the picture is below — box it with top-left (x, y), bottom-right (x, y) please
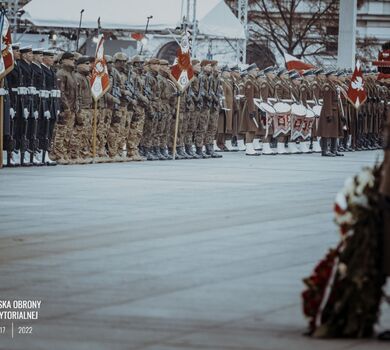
top-left (194, 109), bottom-right (210, 147)
top-left (52, 110), bottom-right (75, 160)
top-left (96, 108), bottom-right (112, 157)
top-left (107, 107), bottom-right (127, 158)
top-left (184, 110), bottom-right (199, 145)
top-left (160, 112), bottom-right (174, 148)
top-left (141, 114), bottom-right (157, 148)
top-left (155, 108), bottom-right (171, 148)
top-left (204, 109), bottom-right (219, 145)
top-left (168, 111), bottom-right (184, 148)
top-left (69, 108), bottom-right (92, 161)
top-left (119, 109), bottom-right (133, 153)
top-left (127, 109), bottom-right (145, 155)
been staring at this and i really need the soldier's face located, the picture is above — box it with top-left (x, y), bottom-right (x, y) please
top-left (266, 72), bottom-right (276, 79)
top-left (14, 50), bottom-right (20, 60)
top-left (151, 63), bottom-right (160, 72)
top-left (23, 51), bottom-right (33, 63)
top-left (62, 58), bottom-right (75, 68)
top-left (43, 56), bottom-right (54, 66)
top-left (33, 54), bottom-right (43, 64)
top-left (115, 60), bottom-right (126, 71)
top-left (204, 64), bottom-right (212, 73)
top-left (78, 62), bottom-right (91, 73)
top-left (161, 64), bottom-right (169, 73)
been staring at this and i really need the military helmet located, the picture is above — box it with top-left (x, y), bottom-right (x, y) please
top-left (113, 52), bottom-right (128, 62)
top-left (132, 55), bottom-right (145, 64)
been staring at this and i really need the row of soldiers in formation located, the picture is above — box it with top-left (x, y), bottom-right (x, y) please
top-left (1, 44), bottom-right (389, 167)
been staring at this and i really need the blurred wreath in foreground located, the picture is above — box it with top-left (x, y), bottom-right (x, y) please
top-left (302, 165), bottom-right (387, 338)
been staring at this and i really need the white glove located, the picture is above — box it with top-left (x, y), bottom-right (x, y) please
top-left (23, 108), bottom-right (30, 119)
top-left (0, 88), bottom-right (7, 96)
top-left (10, 108), bottom-right (15, 118)
top-left (33, 111), bottom-right (39, 119)
top-left (44, 110), bottom-right (51, 119)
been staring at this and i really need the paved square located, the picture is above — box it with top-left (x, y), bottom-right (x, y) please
top-left (0, 151), bottom-right (388, 349)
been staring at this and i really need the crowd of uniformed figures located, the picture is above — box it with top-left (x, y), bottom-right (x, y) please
top-left (1, 44), bottom-right (389, 167)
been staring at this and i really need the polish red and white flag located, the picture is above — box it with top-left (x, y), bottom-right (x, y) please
top-left (171, 31), bottom-right (194, 91)
top-left (346, 60), bottom-right (367, 109)
top-left (284, 52), bottom-right (315, 73)
top-left (90, 34), bottom-right (110, 101)
top-left (0, 13), bottom-right (14, 80)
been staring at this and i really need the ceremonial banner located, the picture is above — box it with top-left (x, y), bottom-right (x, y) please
top-left (170, 31), bottom-right (194, 159)
top-left (90, 34), bottom-right (110, 101)
top-left (346, 60), bottom-right (367, 109)
top-left (0, 13), bottom-right (14, 80)
top-left (284, 52), bottom-right (315, 73)
top-left (170, 31), bottom-right (194, 91)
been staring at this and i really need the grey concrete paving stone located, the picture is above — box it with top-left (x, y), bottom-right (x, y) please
top-left (0, 151), bottom-right (388, 349)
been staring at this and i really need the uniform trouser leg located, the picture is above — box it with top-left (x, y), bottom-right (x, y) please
top-left (69, 109), bottom-right (88, 161)
top-left (96, 108), bottom-right (108, 157)
top-left (70, 109), bottom-right (91, 161)
top-left (127, 111), bottom-right (145, 155)
top-left (169, 111), bottom-right (185, 149)
top-left (320, 137), bottom-right (329, 154)
top-left (245, 132), bottom-right (255, 143)
top-left (154, 112), bottom-right (167, 148)
top-left (107, 107), bottom-right (126, 158)
top-left (194, 110), bottom-right (210, 148)
top-left (142, 116), bottom-right (158, 148)
top-left (204, 109), bottom-right (219, 145)
top-left (102, 109), bottom-right (112, 156)
top-left (184, 111), bottom-right (199, 146)
top-left (179, 112), bottom-right (190, 147)
top-left (161, 113), bottom-right (173, 148)
top-left (120, 110), bottom-right (132, 154)
top-left (53, 110), bottom-right (75, 160)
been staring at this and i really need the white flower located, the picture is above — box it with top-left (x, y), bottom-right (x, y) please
top-left (335, 191), bottom-right (348, 211)
top-left (342, 176), bottom-right (355, 196)
top-left (349, 192), bottom-right (369, 208)
top-left (356, 168), bottom-right (375, 195)
top-left (335, 211), bottom-right (355, 226)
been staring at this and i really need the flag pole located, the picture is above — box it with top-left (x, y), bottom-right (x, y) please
top-left (0, 79), bottom-right (4, 169)
top-left (92, 99), bottom-right (98, 163)
top-left (172, 93), bottom-right (181, 160)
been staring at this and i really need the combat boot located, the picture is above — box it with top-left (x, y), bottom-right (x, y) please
top-left (4, 151), bottom-right (18, 167)
top-left (185, 144), bottom-right (198, 159)
top-left (237, 139), bottom-right (246, 151)
top-left (177, 146), bottom-right (191, 159)
top-left (262, 142), bottom-right (275, 155)
top-left (138, 145), bottom-right (146, 157)
top-left (154, 146), bottom-right (167, 160)
top-left (330, 138), bottom-right (344, 157)
top-left (160, 147), bottom-right (173, 160)
top-left (196, 146), bottom-right (210, 159)
top-left (206, 144), bottom-right (223, 158)
top-left (171, 147), bottom-right (184, 160)
top-left (42, 151), bottom-right (57, 166)
top-left (144, 147), bottom-right (158, 161)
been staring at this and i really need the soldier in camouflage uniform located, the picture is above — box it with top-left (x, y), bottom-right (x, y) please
top-left (53, 52), bottom-right (77, 164)
top-left (140, 58), bottom-right (161, 161)
top-left (70, 56), bottom-right (93, 164)
top-left (96, 55), bottom-right (119, 162)
top-left (194, 60), bottom-right (212, 158)
top-left (204, 61), bottom-right (223, 158)
top-left (107, 52), bottom-right (131, 161)
top-left (156, 59), bottom-right (176, 160)
top-left (125, 56), bottom-right (148, 161)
